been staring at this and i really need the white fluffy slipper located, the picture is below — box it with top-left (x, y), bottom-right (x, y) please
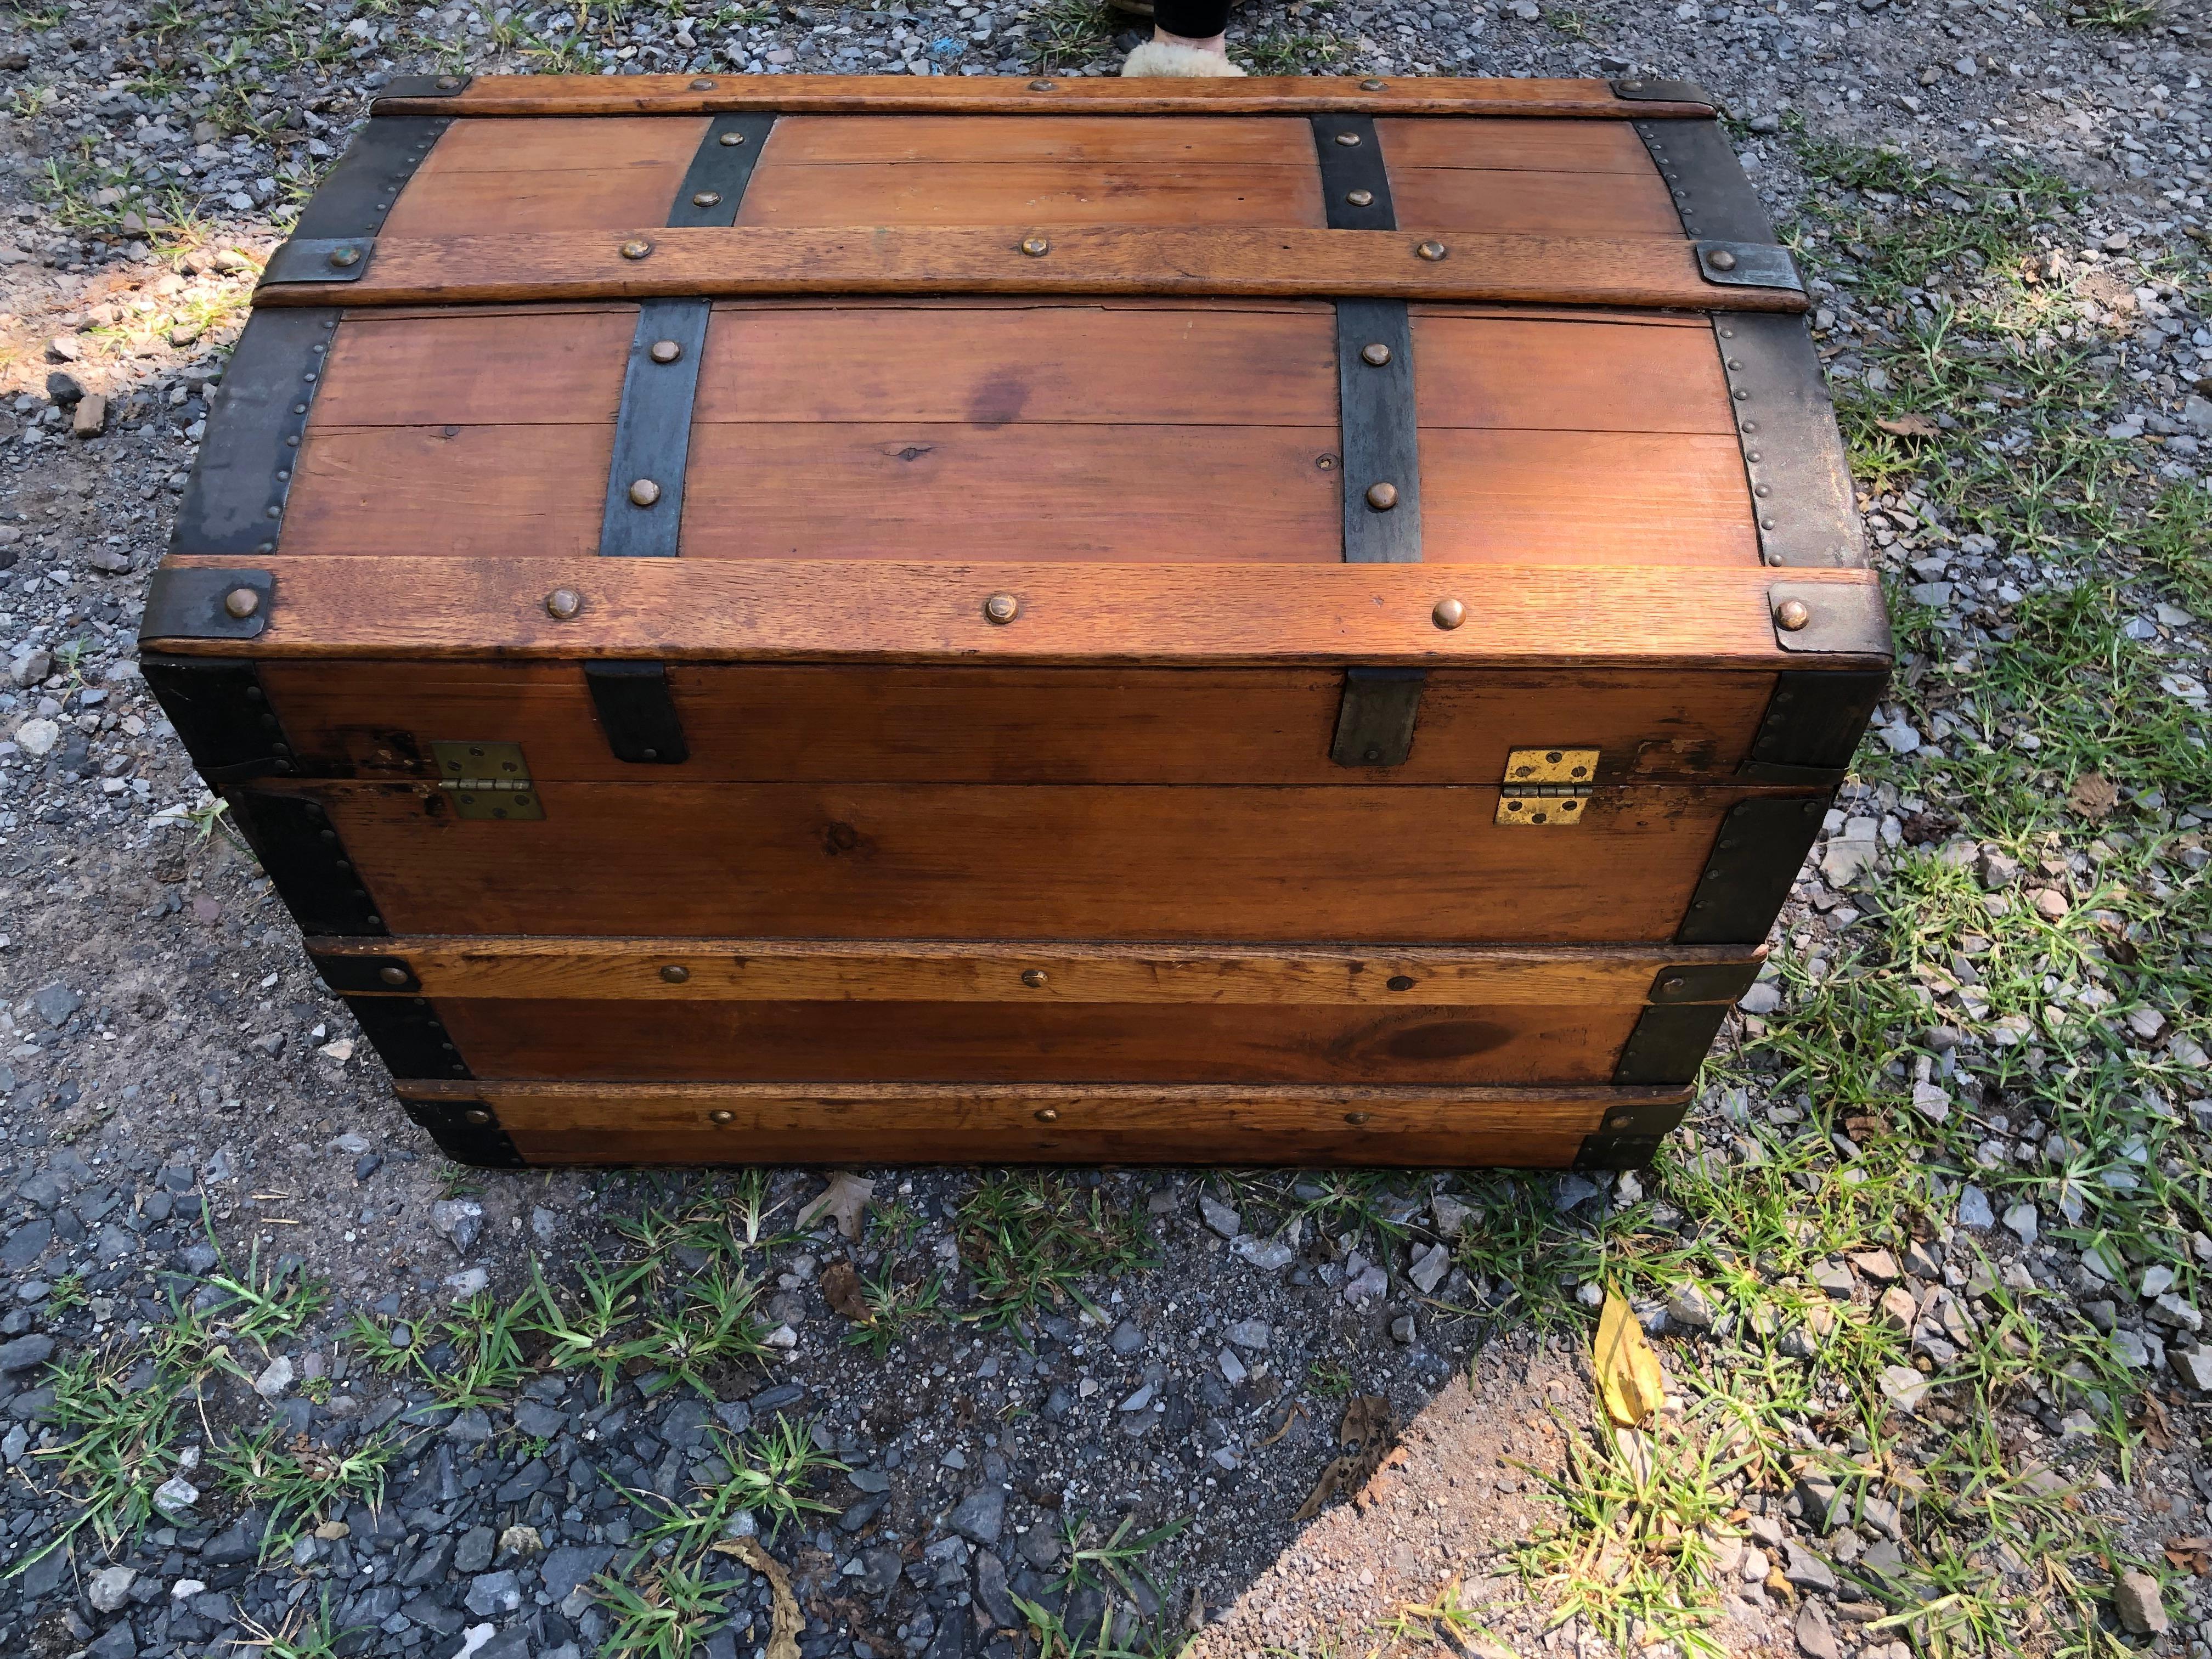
top-left (1121, 40), bottom-right (1247, 75)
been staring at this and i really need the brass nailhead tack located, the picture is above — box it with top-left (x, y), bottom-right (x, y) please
top-left (379, 965), bottom-right (409, 986)
top-left (1035, 1108), bottom-right (1059, 1122)
top-left (620, 238), bottom-right (653, 260)
top-left (692, 189), bottom-right (722, 207)
top-left (1606, 1111), bottom-right (1634, 1130)
top-left (650, 339), bottom-right (683, 364)
top-left (462, 1108), bottom-right (492, 1125)
top-left (437, 75), bottom-right (462, 89)
top-left (1346, 188), bottom-right (1374, 207)
top-left (691, 77), bottom-right (717, 89)
top-left (1775, 599), bottom-right (1812, 632)
top-left (1361, 78), bottom-right (1387, 90)
top-left (1020, 236), bottom-right (1050, 256)
top-left (719, 131), bottom-right (746, 146)
top-left (1365, 482), bottom-right (1399, 511)
top-left (1361, 342), bottom-right (1392, 366)
top-left (1705, 247), bottom-right (1739, 271)
top-left (1344, 1112), bottom-right (1371, 1125)
top-left (1020, 969), bottom-right (1048, 988)
top-left (709, 1109), bottom-right (736, 1125)
top-left (1029, 78), bottom-right (1055, 89)
top-left (222, 587), bottom-right (261, 619)
top-left (546, 588), bottom-right (583, 619)
top-left (328, 245), bottom-right (360, 267)
top-left (1432, 596), bottom-right (1465, 630)
top-left (660, 964), bottom-right (690, 984)
top-left (1335, 131), bottom-right (1361, 146)
top-left (629, 478), bottom-right (662, 507)
top-left (984, 592), bottom-right (1020, 624)
top-left (1416, 240), bottom-right (1447, 261)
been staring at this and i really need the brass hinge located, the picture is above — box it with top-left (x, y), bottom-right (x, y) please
top-left (430, 741), bottom-right (544, 822)
top-left (1496, 747), bottom-right (1597, 827)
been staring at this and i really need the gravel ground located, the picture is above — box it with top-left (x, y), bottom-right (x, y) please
top-left (0, 1), bottom-right (2209, 1656)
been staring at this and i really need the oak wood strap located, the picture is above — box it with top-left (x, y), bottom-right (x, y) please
top-left (253, 227), bottom-right (1810, 313)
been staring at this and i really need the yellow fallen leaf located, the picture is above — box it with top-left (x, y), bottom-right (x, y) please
top-left (711, 1539), bottom-right (801, 1659)
top-left (1594, 1290), bottom-right (1665, 1428)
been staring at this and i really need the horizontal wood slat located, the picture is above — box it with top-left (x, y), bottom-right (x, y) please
top-left (1373, 117), bottom-right (1655, 172)
top-left (398, 1079), bottom-right (1688, 1166)
top-left (254, 662), bottom-right (1782, 786)
top-left (760, 114), bottom-right (1317, 165)
top-left (311, 936), bottom-right (1761, 1003)
top-left (1390, 170), bottom-right (1681, 238)
top-left (149, 557), bottom-right (1888, 667)
top-left (370, 75), bottom-right (1714, 120)
top-left (256, 227), bottom-right (1803, 313)
top-left (736, 163), bottom-right (1330, 229)
top-left (314, 309), bottom-right (635, 426)
top-left (272, 779), bottom-right (1802, 941)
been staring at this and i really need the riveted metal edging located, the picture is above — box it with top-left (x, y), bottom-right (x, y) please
top-left (1610, 76), bottom-right (1717, 109)
top-left (1310, 115), bottom-right (1396, 232)
top-left (670, 114), bottom-right (776, 227)
top-left (225, 791), bottom-right (389, 937)
top-left (398, 1097), bottom-right (526, 1170)
top-left (1714, 313), bottom-right (1867, 571)
top-left (308, 949), bottom-right (421, 994)
top-left (1614, 1003), bottom-right (1731, 1085)
top-left (260, 114), bottom-right (454, 290)
top-left (1695, 241), bottom-right (1803, 293)
top-left (1334, 298), bottom-right (1422, 566)
top-left (599, 298), bottom-right (712, 560)
top-left (346, 994), bottom-right (472, 1080)
top-left (1330, 667), bottom-right (1425, 768)
top-left (140, 656), bottom-right (297, 783)
top-left (1768, 580), bottom-right (1892, 654)
top-left (139, 568), bottom-right (273, 641)
top-left (1631, 119), bottom-right (1774, 243)
top-left (1573, 1093), bottom-right (1691, 1171)
top-left (1743, 668), bottom-right (1889, 783)
top-left (1677, 795), bottom-right (1830, 946)
top-left (170, 309), bottom-right (339, 558)
top-left (1647, 960), bottom-right (1762, 1005)
top-left (585, 662), bottom-right (689, 764)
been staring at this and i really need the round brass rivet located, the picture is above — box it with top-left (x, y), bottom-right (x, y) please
top-left (1345, 1111), bottom-right (1371, 1125)
top-left (1316, 454), bottom-right (1338, 471)
top-left (1606, 1111), bottom-right (1634, 1130)
top-left (709, 1109), bottom-right (736, 1125)
top-left (1346, 188), bottom-right (1374, 207)
top-left (1021, 969), bottom-right (1048, 988)
top-left (629, 478), bottom-right (663, 507)
top-left (1361, 77), bottom-right (1387, 90)
top-left (1416, 240), bottom-right (1448, 262)
top-left (691, 77), bottom-right (717, 89)
top-left (650, 339), bottom-right (683, 364)
top-left (546, 587), bottom-right (583, 620)
top-left (1663, 976), bottom-right (1686, 994)
top-left (1620, 79), bottom-right (1644, 91)
top-left (620, 238), bottom-right (653, 260)
top-left (1335, 131), bottom-right (1362, 146)
top-left (462, 1108), bottom-right (492, 1125)
top-left (437, 74), bottom-right (462, 88)
top-left (1030, 78), bottom-right (1056, 89)
top-left (1775, 599), bottom-right (1812, 632)
top-left (374, 965), bottom-right (407, 987)
top-left (1020, 236), bottom-right (1050, 257)
top-left (692, 189), bottom-right (722, 207)
top-left (328, 245), bottom-right (360, 268)
top-left (1365, 481), bottom-right (1399, 511)
top-left (719, 131), bottom-right (746, 146)
top-left (661, 964), bottom-right (690, 984)
top-left (1361, 342), bottom-right (1392, 366)
top-left (222, 586), bottom-right (261, 619)
top-left (984, 592), bottom-right (1019, 624)
top-left (1036, 1107), bottom-right (1060, 1122)
top-left (1386, 974), bottom-right (1415, 992)
top-left (1705, 247), bottom-right (1739, 272)
top-left (1741, 421), bottom-right (1759, 435)
top-left (1433, 597), bottom-right (1465, 630)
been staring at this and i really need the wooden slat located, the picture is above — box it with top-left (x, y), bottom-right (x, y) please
top-left (256, 227), bottom-right (1803, 313)
top-left (314, 309), bottom-right (635, 427)
top-left (311, 936), bottom-right (1761, 1003)
top-left (149, 556), bottom-right (1889, 667)
top-left (1391, 170), bottom-right (1683, 238)
top-left (1423, 431), bottom-right (1757, 566)
top-left (280, 426), bottom-right (612, 558)
top-left (369, 75), bottom-right (1713, 121)
top-left (736, 162), bottom-right (1327, 229)
top-left (678, 423), bottom-right (1341, 562)
top-left (278, 780), bottom-right (1797, 942)
top-left (254, 662), bottom-right (1781, 785)
top-left (1413, 315), bottom-right (1733, 433)
top-left (693, 304), bottom-right (1338, 426)
top-left (384, 116), bottom-right (706, 238)
top-left (430, 996), bottom-right (1639, 1084)
top-left (1375, 117), bottom-right (1655, 173)
top-left (760, 114), bottom-right (1320, 165)
top-left (400, 1078), bottom-right (1685, 1167)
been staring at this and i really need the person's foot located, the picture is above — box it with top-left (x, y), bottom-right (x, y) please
top-left (1121, 29), bottom-right (1246, 74)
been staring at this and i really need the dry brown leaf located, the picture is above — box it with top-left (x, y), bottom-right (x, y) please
top-left (2067, 771), bottom-right (2118, 822)
top-left (712, 1539), bottom-right (802, 1659)
top-left (1293, 1395), bottom-right (1395, 1522)
top-left (2165, 1536), bottom-right (2212, 1576)
top-left (1876, 413), bottom-right (1942, 438)
top-left (796, 1172), bottom-right (874, 1240)
top-left (1595, 1290), bottom-right (1666, 1429)
top-left (819, 1258), bottom-right (867, 1321)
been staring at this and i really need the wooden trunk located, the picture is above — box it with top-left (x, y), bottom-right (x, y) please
top-left (140, 73), bottom-right (1888, 1171)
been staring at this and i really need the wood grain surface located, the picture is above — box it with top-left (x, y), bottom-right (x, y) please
top-left (150, 557), bottom-right (1890, 667)
top-left (398, 1077), bottom-right (1688, 1166)
top-left (256, 227), bottom-right (1803, 312)
top-left (271, 778), bottom-right (1805, 941)
top-left (1374, 117), bottom-right (1656, 172)
top-left (253, 662), bottom-right (1782, 785)
top-left (368, 74), bottom-right (1714, 120)
top-left (311, 935), bottom-right (1761, 1003)
top-left (383, 116), bottom-right (708, 236)
top-left (431, 996), bottom-right (1640, 1084)
top-left (737, 162), bottom-right (1329, 229)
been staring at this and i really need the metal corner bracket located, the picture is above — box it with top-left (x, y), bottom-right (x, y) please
top-left (140, 567), bottom-right (272, 642)
top-left (398, 1097), bottom-right (526, 1170)
top-left (1609, 76), bottom-right (1717, 108)
top-left (1695, 241), bottom-right (1803, 292)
